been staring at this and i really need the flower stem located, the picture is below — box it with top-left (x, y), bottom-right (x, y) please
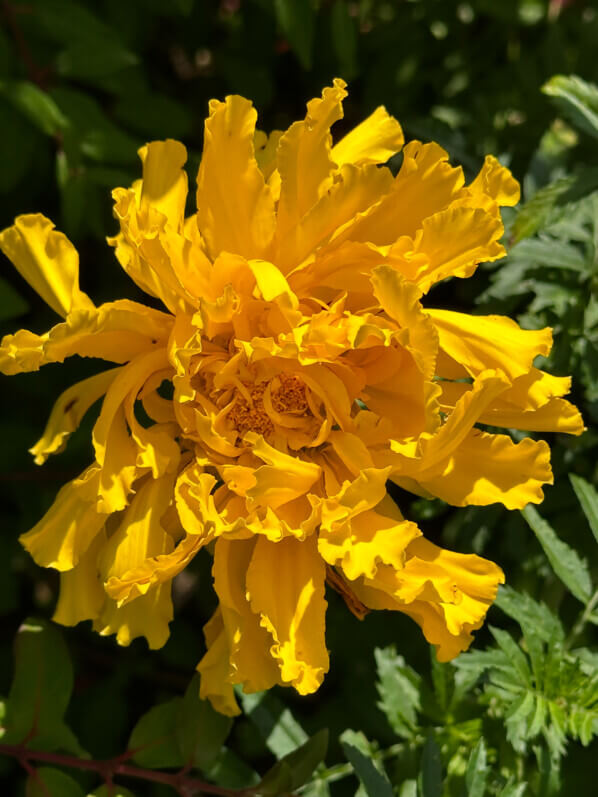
top-left (0, 743), bottom-right (251, 797)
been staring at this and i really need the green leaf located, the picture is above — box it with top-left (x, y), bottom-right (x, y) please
top-left (32, 0), bottom-right (114, 44)
top-left (509, 237), bottom-right (587, 272)
top-left (176, 673), bottom-right (232, 770)
top-left (463, 738), bottom-right (487, 797)
top-left (512, 171), bottom-right (598, 241)
top-left (26, 767), bottom-right (84, 797)
top-left (128, 698), bottom-right (184, 769)
top-left (239, 690), bottom-right (308, 757)
top-left (3, 618), bottom-right (82, 753)
top-left (89, 787), bottom-right (136, 797)
top-left (374, 646), bottom-right (421, 739)
top-left (274, 0), bottom-right (315, 69)
top-left (570, 474), bottom-right (598, 545)
top-left (0, 275), bottom-right (29, 321)
top-left (56, 38), bottom-right (138, 81)
top-left (400, 781), bottom-right (418, 797)
top-left (0, 80), bottom-right (67, 136)
top-left (420, 734), bottom-right (443, 797)
top-left (0, 99), bottom-right (39, 193)
top-left (50, 87), bottom-right (139, 165)
top-left (113, 93), bottom-right (192, 139)
top-left (490, 627), bottom-right (532, 687)
top-left (498, 783), bottom-right (527, 797)
top-left (331, 0), bottom-right (358, 80)
top-left (430, 653), bottom-right (455, 714)
top-left (203, 747), bottom-right (261, 789)
top-left (521, 505), bottom-right (592, 603)
top-left (257, 729), bottom-right (329, 795)
top-left (341, 729), bottom-right (393, 797)
top-left (543, 75), bottom-right (598, 140)
top-left (494, 586), bottom-right (564, 643)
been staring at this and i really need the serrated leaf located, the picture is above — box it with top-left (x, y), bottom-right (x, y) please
top-left (274, 0), bottom-right (315, 69)
top-left (128, 698), bottom-right (184, 769)
top-left (374, 646), bottom-right (421, 738)
top-left (3, 618), bottom-right (82, 754)
top-left (258, 729), bottom-right (328, 795)
top-left (490, 628), bottom-right (532, 686)
top-left (570, 474), bottom-right (598, 545)
top-left (513, 170), bottom-right (598, 241)
top-left (521, 505), bottom-right (592, 603)
top-left (463, 738), bottom-right (487, 797)
top-left (239, 690), bottom-right (308, 757)
top-left (176, 673), bottom-right (232, 770)
top-left (505, 691), bottom-right (535, 752)
top-left (26, 767), bottom-right (84, 797)
top-left (341, 730), bottom-right (393, 797)
top-left (509, 236), bottom-right (587, 272)
top-left (494, 586), bottom-right (564, 642)
top-left (543, 75), bottom-right (598, 140)
top-left (420, 734), bottom-right (443, 797)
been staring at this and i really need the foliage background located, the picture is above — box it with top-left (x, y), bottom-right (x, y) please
top-left (1, 0), bottom-right (598, 794)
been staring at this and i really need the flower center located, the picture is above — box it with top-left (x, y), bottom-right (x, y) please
top-left (228, 374), bottom-right (310, 438)
top-left (228, 382), bottom-right (273, 437)
top-left (271, 374), bottom-right (309, 414)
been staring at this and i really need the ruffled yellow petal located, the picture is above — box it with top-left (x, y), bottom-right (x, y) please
top-left (95, 474), bottom-right (174, 648)
top-left (30, 367), bottom-right (122, 465)
top-left (246, 534), bottom-right (328, 694)
top-left (481, 398), bottom-right (585, 435)
top-left (53, 531), bottom-right (106, 626)
top-left (0, 300), bottom-right (172, 376)
top-left (331, 106), bottom-right (404, 167)
top-left (227, 433), bottom-right (321, 510)
top-left (175, 463), bottom-right (223, 536)
top-left (428, 309), bottom-right (552, 381)
top-left (255, 128), bottom-right (284, 181)
top-left (419, 430), bottom-right (552, 509)
top-left (197, 95), bottom-right (276, 260)
top-left (197, 609), bottom-right (241, 717)
top-left (105, 533), bottom-right (203, 606)
top-left (212, 538), bottom-right (281, 693)
top-left (19, 465), bottom-right (105, 571)
top-left (92, 348), bottom-right (178, 512)
top-left (277, 163), bottom-right (394, 273)
top-left (468, 155), bottom-right (520, 206)
top-left (335, 141), bottom-right (464, 246)
top-left (388, 205), bottom-right (505, 293)
top-left (138, 139), bottom-right (188, 231)
top-left (390, 370), bottom-right (511, 481)
top-left (318, 498), bottom-right (421, 581)
top-left (0, 214), bottom-right (93, 317)
top-left (276, 78), bottom-right (347, 247)
top-left (352, 537), bottom-right (504, 660)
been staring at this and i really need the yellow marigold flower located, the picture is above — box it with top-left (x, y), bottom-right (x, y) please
top-left (0, 79), bottom-right (583, 716)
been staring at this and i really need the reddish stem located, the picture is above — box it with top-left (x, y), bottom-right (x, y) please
top-left (0, 743), bottom-right (251, 797)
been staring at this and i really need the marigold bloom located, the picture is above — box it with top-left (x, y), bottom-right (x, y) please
top-left (0, 79), bottom-right (583, 715)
